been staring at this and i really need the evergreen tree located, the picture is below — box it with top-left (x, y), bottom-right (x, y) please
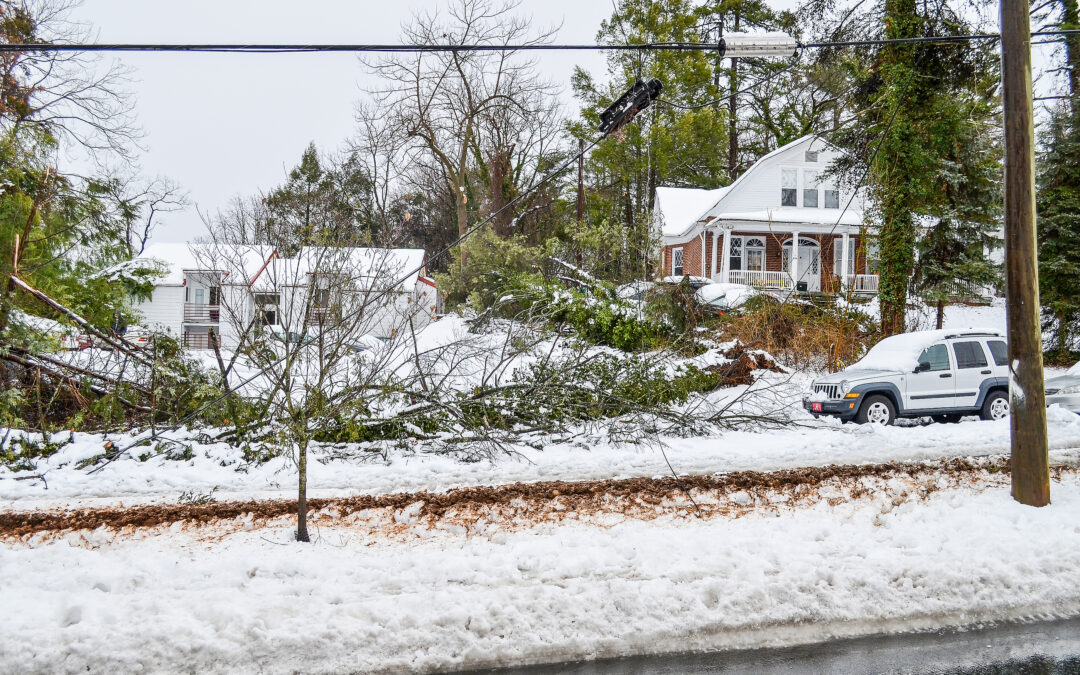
top-left (822, 0), bottom-right (1000, 335)
top-left (1037, 105), bottom-right (1080, 357)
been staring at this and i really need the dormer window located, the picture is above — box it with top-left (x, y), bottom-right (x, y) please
top-left (781, 168), bottom-right (798, 206)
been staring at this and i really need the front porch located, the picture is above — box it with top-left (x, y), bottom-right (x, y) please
top-left (720, 269), bottom-right (880, 294)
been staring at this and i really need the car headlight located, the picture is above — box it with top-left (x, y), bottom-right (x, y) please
top-left (840, 380), bottom-right (850, 394)
top-left (1060, 384), bottom-right (1080, 395)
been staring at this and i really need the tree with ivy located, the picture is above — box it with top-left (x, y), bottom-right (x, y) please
top-left (819, 0), bottom-right (1001, 335)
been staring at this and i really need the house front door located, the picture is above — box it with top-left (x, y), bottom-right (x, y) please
top-left (782, 238), bottom-right (821, 292)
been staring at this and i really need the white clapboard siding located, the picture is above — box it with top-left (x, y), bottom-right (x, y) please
top-left (133, 286), bottom-right (184, 336)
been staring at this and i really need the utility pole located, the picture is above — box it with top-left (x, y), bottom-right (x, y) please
top-left (1001, 0), bottom-right (1050, 506)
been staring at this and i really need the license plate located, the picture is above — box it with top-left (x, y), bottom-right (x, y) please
top-left (811, 402), bottom-right (823, 412)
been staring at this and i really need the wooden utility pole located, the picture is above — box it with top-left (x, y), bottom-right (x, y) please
top-left (1001, 0), bottom-right (1050, 506)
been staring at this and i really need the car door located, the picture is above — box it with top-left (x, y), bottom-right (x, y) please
top-left (951, 340), bottom-right (991, 408)
top-left (906, 342), bottom-right (956, 410)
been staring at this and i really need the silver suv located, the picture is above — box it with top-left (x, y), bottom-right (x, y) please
top-left (803, 329), bottom-right (1010, 425)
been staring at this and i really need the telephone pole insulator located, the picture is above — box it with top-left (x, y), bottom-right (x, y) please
top-left (598, 78), bottom-right (663, 136)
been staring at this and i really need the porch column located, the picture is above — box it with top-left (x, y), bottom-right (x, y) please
top-left (841, 231), bottom-right (851, 291)
top-left (789, 231), bottom-right (800, 289)
top-left (720, 227), bottom-right (732, 282)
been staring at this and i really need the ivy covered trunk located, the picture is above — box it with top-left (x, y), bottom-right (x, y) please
top-left (876, 203), bottom-right (917, 335)
top-left (873, 0), bottom-right (921, 337)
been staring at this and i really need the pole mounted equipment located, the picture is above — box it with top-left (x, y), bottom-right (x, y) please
top-left (717, 32), bottom-right (798, 59)
top-left (598, 78), bottom-right (663, 136)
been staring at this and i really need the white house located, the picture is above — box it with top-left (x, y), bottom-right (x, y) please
top-left (132, 242), bottom-right (439, 349)
top-left (657, 135), bottom-right (878, 294)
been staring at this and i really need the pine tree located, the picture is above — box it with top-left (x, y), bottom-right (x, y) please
top-left (1037, 105), bottom-right (1080, 357)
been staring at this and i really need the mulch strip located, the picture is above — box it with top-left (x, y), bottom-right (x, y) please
top-left (0, 456), bottom-right (1037, 539)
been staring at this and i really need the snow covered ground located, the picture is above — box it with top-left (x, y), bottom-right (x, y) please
top-left (4, 468), bottom-right (1080, 674)
top-left (4, 298), bottom-right (1080, 673)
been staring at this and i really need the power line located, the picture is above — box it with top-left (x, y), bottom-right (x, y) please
top-left (4, 30), bottom-right (1080, 55)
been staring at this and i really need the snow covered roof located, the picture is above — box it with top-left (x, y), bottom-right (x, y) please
top-left (655, 186), bottom-right (731, 238)
top-left (139, 242), bottom-right (275, 286)
top-left (658, 135), bottom-right (869, 242)
top-left (137, 242), bottom-right (427, 292)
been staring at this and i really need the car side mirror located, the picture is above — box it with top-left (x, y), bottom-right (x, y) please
top-left (915, 362), bottom-right (931, 373)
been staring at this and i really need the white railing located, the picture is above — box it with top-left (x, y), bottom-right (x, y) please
top-left (720, 270), bottom-right (794, 290)
top-left (853, 274), bottom-right (879, 293)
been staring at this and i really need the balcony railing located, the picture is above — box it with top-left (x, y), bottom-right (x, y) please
top-left (720, 270), bottom-right (794, 290)
top-left (183, 332), bottom-right (219, 350)
top-left (184, 303), bottom-right (220, 323)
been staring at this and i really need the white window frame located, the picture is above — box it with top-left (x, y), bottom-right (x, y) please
top-left (744, 237), bottom-right (766, 272)
top-left (803, 169), bottom-right (820, 208)
top-left (672, 247), bottom-right (684, 276)
top-left (833, 238), bottom-right (856, 276)
top-left (781, 167), bottom-right (798, 207)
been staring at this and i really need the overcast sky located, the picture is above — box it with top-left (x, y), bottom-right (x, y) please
top-left (70, 1), bottom-right (613, 243)
top-left (68, 1), bottom-right (1063, 246)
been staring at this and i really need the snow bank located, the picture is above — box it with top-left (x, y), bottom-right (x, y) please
top-left (5, 404), bottom-right (1080, 510)
top-left (4, 474), bottom-right (1080, 673)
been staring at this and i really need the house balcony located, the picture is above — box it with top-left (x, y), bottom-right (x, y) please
top-left (184, 303), bottom-right (220, 324)
top-left (182, 332), bottom-right (219, 350)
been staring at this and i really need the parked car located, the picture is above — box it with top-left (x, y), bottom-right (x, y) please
top-left (1046, 361), bottom-right (1080, 414)
top-left (659, 275), bottom-right (715, 291)
top-left (615, 280), bottom-right (656, 303)
top-left (693, 282), bottom-right (758, 314)
top-left (264, 324), bottom-right (315, 346)
top-left (804, 329), bottom-right (1010, 425)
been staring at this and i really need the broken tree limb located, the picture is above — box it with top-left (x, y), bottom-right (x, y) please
top-left (15, 349), bottom-right (152, 397)
top-left (8, 275), bottom-right (152, 367)
top-left (0, 351), bottom-right (153, 413)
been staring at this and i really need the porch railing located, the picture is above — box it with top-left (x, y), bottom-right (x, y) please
top-left (183, 303), bottom-right (220, 323)
top-left (852, 274), bottom-right (879, 293)
top-left (720, 270), bottom-right (795, 290)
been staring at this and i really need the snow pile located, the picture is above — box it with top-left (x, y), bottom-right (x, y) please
top-left (4, 473), bottom-right (1080, 673)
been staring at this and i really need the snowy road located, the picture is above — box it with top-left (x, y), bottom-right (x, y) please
top-left (4, 462), bottom-right (1080, 674)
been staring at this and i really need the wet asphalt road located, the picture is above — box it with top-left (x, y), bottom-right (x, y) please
top-left (462, 616), bottom-right (1080, 674)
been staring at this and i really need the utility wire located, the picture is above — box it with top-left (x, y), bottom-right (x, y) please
top-left (3, 29), bottom-right (1080, 54)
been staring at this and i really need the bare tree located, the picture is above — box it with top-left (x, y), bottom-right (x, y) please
top-left (0, 0), bottom-right (139, 162)
top-left (362, 0), bottom-right (561, 268)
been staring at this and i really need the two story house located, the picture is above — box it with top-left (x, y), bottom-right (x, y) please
top-left (657, 135), bottom-right (878, 295)
top-left (133, 242), bottom-right (439, 349)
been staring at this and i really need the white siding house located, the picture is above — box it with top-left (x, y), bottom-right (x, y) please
top-left (657, 135), bottom-right (877, 295)
top-left (133, 243), bottom-right (439, 350)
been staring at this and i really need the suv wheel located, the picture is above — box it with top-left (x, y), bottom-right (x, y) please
top-left (980, 390), bottom-right (1009, 421)
top-left (856, 395), bottom-right (896, 426)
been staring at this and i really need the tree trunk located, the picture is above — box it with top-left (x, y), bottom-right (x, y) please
top-left (728, 56), bottom-right (739, 179)
top-left (936, 299), bottom-right (945, 329)
top-left (1059, 309), bottom-right (1069, 353)
top-left (296, 439), bottom-right (310, 542)
top-left (455, 183), bottom-right (469, 271)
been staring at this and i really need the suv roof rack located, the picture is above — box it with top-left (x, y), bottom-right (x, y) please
top-left (944, 331), bottom-right (1001, 339)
